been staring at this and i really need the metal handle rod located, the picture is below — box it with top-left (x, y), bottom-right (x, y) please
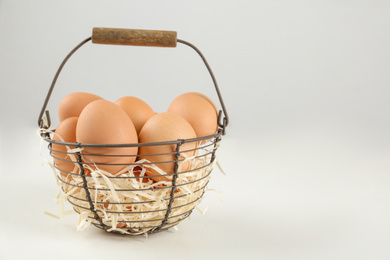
top-left (38, 37), bottom-right (92, 128)
top-left (177, 39), bottom-right (229, 129)
top-left (38, 33), bottom-right (229, 133)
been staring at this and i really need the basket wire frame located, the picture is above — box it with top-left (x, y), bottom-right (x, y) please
top-left (44, 131), bottom-right (222, 235)
top-left (38, 32), bottom-right (228, 235)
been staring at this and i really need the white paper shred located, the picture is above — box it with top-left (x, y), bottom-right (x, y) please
top-left (206, 188), bottom-right (224, 202)
top-left (195, 206), bottom-right (209, 215)
top-left (44, 211), bottom-right (61, 220)
top-left (216, 160), bottom-right (227, 175)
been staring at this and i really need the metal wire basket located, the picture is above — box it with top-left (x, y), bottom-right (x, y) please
top-left (38, 28), bottom-right (229, 235)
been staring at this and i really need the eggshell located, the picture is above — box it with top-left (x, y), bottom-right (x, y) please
top-left (138, 112), bottom-right (197, 182)
top-left (52, 117), bottom-right (78, 177)
top-left (167, 92), bottom-right (218, 138)
top-left (114, 96), bottom-right (155, 135)
top-left (76, 100), bottom-right (138, 174)
top-left (189, 92), bottom-right (219, 115)
top-left (58, 92), bottom-right (103, 121)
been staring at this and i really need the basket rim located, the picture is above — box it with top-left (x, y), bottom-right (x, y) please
top-left (42, 128), bottom-right (223, 148)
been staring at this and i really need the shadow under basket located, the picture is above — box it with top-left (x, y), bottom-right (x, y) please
top-left (37, 27), bottom-right (229, 235)
top-left (41, 130), bottom-right (223, 235)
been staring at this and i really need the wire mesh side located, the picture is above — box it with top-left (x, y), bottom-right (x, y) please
top-left (48, 132), bottom-right (220, 235)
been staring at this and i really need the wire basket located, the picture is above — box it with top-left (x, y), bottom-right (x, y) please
top-left (38, 28), bottom-right (229, 235)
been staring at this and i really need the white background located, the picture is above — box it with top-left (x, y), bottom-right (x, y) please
top-left (1, 0), bottom-right (390, 259)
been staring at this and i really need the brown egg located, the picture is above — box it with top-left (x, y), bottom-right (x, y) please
top-left (138, 112), bottom-right (197, 182)
top-left (167, 92), bottom-right (218, 139)
top-left (76, 100), bottom-right (138, 174)
top-left (189, 92), bottom-right (219, 115)
top-left (114, 96), bottom-right (155, 135)
top-left (58, 92), bottom-right (103, 121)
top-left (52, 117), bottom-right (78, 177)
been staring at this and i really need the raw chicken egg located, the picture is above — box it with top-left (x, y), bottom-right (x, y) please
top-left (138, 112), bottom-right (197, 182)
top-left (58, 92), bottom-right (102, 121)
top-left (76, 99), bottom-right (138, 174)
top-left (115, 96), bottom-right (155, 135)
top-left (189, 92), bottom-right (219, 115)
top-left (167, 92), bottom-right (218, 139)
top-left (52, 117), bottom-right (78, 177)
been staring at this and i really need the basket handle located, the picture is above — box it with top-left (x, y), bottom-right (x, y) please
top-left (92, 27), bottom-right (177, 47)
top-left (38, 27), bottom-right (229, 134)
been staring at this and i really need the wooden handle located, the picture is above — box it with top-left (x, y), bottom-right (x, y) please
top-left (92, 27), bottom-right (177, 47)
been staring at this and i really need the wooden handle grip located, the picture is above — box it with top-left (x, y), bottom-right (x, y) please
top-left (92, 27), bottom-right (177, 47)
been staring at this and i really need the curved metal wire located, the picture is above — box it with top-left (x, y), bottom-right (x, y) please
top-left (38, 37), bottom-right (229, 134)
top-left (38, 37), bottom-right (92, 128)
top-left (177, 39), bottom-right (229, 131)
